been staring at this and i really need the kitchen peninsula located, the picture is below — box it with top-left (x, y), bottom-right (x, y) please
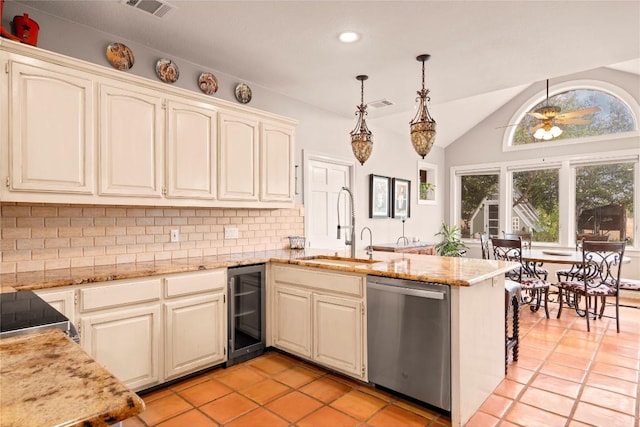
top-left (1, 250), bottom-right (515, 427)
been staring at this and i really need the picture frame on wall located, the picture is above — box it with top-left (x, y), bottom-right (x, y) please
top-left (392, 178), bottom-right (411, 219)
top-left (369, 174), bottom-right (390, 218)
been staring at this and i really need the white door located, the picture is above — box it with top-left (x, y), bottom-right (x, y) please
top-left (303, 152), bottom-right (354, 249)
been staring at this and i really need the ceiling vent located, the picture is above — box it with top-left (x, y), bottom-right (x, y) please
top-left (368, 99), bottom-right (394, 109)
top-left (122, 0), bottom-right (176, 19)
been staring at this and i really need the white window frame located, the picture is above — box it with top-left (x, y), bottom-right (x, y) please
top-left (502, 80), bottom-right (640, 152)
top-left (451, 149), bottom-right (640, 250)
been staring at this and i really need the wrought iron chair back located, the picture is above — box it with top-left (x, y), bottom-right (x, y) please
top-left (581, 241), bottom-right (625, 289)
top-left (503, 232), bottom-right (531, 249)
top-left (491, 238), bottom-right (522, 281)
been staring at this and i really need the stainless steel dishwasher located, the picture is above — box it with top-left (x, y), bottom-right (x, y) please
top-left (367, 276), bottom-right (451, 411)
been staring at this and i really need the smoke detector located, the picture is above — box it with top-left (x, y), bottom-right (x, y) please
top-left (122, 0), bottom-right (176, 19)
top-left (368, 99), bottom-right (394, 109)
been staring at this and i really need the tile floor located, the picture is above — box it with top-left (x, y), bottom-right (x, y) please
top-left (123, 297), bottom-right (640, 427)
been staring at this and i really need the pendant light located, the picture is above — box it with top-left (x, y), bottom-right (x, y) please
top-left (350, 75), bottom-right (373, 165)
top-left (410, 54), bottom-right (437, 159)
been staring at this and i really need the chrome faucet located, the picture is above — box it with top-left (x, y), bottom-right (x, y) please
top-left (337, 186), bottom-right (356, 258)
top-left (361, 226), bottom-right (373, 260)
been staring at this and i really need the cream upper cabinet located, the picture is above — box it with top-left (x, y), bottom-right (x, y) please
top-left (218, 111), bottom-right (260, 201)
top-left (5, 57), bottom-right (95, 194)
top-left (165, 100), bottom-right (217, 200)
top-left (260, 121), bottom-right (294, 202)
top-left (99, 83), bottom-right (163, 198)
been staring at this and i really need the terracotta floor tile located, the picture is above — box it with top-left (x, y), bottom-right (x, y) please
top-left (266, 390), bottom-right (323, 422)
top-left (246, 353), bottom-right (296, 375)
top-left (505, 365), bottom-right (535, 384)
top-left (585, 371), bottom-right (637, 397)
top-left (199, 392), bottom-right (258, 424)
top-left (176, 378), bottom-right (232, 407)
top-left (590, 361), bottom-right (639, 382)
top-left (546, 351), bottom-right (592, 370)
top-left (478, 394), bottom-right (513, 418)
top-left (580, 385), bottom-right (637, 416)
top-left (121, 417), bottom-right (146, 427)
top-left (572, 401), bottom-right (636, 427)
top-left (273, 364), bottom-right (322, 388)
top-left (511, 355), bottom-right (544, 371)
top-left (538, 360), bottom-right (586, 383)
top-left (567, 420), bottom-right (595, 427)
top-left (463, 411), bottom-right (499, 427)
top-left (356, 385), bottom-right (395, 402)
top-left (169, 374), bottom-right (210, 391)
top-left (330, 389), bottom-right (386, 421)
top-left (239, 378), bottom-right (291, 404)
top-left (215, 365), bottom-right (266, 390)
top-left (297, 406), bottom-right (360, 427)
top-left (598, 342), bottom-right (639, 359)
top-left (518, 386), bottom-right (575, 417)
top-left (140, 387), bottom-right (173, 403)
top-left (155, 409), bottom-right (218, 427)
top-left (225, 407), bottom-right (289, 427)
top-left (138, 393), bottom-right (192, 426)
top-left (367, 404), bottom-right (430, 427)
top-left (300, 376), bottom-right (353, 403)
top-left (392, 399), bottom-right (440, 420)
top-left (497, 420), bottom-right (519, 427)
top-left (493, 379), bottom-right (525, 400)
top-left (518, 344), bottom-right (552, 360)
top-left (528, 373), bottom-right (582, 399)
top-left (593, 351), bottom-right (639, 370)
top-left (504, 401), bottom-right (567, 426)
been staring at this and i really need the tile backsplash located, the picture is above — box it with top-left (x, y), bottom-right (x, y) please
top-left (0, 203), bottom-right (304, 274)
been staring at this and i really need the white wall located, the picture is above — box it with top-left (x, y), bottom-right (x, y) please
top-left (2, 2), bottom-right (445, 246)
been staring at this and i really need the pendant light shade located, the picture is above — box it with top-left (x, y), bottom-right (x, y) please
top-left (350, 75), bottom-right (373, 165)
top-left (410, 54), bottom-right (436, 159)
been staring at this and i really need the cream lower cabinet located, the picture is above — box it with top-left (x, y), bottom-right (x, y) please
top-left (269, 265), bottom-right (366, 380)
top-left (35, 288), bottom-right (77, 325)
top-left (164, 270), bottom-right (227, 380)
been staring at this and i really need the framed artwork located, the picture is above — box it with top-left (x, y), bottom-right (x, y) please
top-left (369, 174), bottom-right (390, 218)
top-left (392, 178), bottom-right (411, 219)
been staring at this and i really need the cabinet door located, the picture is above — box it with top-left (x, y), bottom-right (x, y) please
top-left (7, 59), bottom-right (94, 194)
top-left (166, 100), bottom-right (217, 199)
top-left (260, 122), bottom-right (294, 202)
top-left (272, 285), bottom-right (312, 358)
top-left (164, 292), bottom-right (226, 380)
top-left (81, 305), bottom-right (161, 391)
top-left (218, 112), bottom-right (259, 201)
top-left (35, 288), bottom-right (76, 325)
top-left (313, 294), bottom-right (364, 379)
top-left (99, 83), bottom-right (163, 198)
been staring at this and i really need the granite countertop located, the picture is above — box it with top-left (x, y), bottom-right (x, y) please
top-left (1, 249), bottom-right (516, 292)
top-left (0, 329), bottom-right (144, 427)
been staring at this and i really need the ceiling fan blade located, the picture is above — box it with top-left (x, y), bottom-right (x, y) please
top-left (556, 106), bottom-right (601, 119)
top-left (529, 123), bottom-right (545, 133)
top-left (527, 112), bottom-right (548, 120)
top-left (555, 118), bottom-right (591, 125)
top-left (495, 123), bottom-right (519, 129)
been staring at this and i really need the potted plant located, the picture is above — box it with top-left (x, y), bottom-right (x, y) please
top-left (434, 222), bottom-right (468, 257)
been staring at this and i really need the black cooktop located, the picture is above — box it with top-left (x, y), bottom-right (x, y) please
top-left (0, 291), bottom-right (70, 338)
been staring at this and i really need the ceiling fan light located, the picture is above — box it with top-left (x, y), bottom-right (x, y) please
top-left (550, 125), bottom-right (563, 138)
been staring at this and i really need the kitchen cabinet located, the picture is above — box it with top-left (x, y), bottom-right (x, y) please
top-left (99, 82), bottom-right (163, 198)
top-left (218, 111), bottom-right (260, 201)
top-left (3, 56), bottom-right (95, 195)
top-left (165, 99), bottom-right (217, 200)
top-left (164, 270), bottom-right (227, 380)
top-left (35, 288), bottom-right (77, 325)
top-left (269, 264), bottom-right (366, 380)
top-left (1, 40), bottom-right (296, 208)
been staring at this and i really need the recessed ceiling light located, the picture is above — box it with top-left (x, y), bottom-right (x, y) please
top-left (339, 31), bottom-right (360, 43)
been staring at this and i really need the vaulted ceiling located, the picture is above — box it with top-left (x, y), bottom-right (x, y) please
top-left (13, 0), bottom-right (640, 147)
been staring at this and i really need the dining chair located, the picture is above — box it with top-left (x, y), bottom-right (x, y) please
top-left (491, 238), bottom-right (550, 318)
top-left (502, 231), bottom-right (549, 280)
top-left (556, 233), bottom-right (610, 282)
top-left (556, 241), bottom-right (626, 333)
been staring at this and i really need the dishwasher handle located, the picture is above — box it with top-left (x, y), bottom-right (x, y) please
top-left (368, 281), bottom-right (445, 300)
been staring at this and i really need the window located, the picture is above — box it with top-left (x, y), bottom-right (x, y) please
top-left (459, 174), bottom-right (499, 238)
top-left (512, 217), bottom-right (520, 232)
top-left (512, 169), bottom-right (559, 242)
top-left (508, 84), bottom-right (636, 147)
top-left (574, 162), bottom-right (635, 244)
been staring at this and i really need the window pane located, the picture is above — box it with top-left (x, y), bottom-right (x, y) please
top-left (575, 163), bottom-right (634, 244)
top-left (512, 169), bottom-right (559, 243)
top-left (460, 174), bottom-right (499, 238)
top-left (513, 89), bottom-right (635, 145)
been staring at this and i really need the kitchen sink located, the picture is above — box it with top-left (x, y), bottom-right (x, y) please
top-left (300, 255), bottom-right (381, 267)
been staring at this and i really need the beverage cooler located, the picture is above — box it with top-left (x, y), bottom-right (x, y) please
top-left (227, 264), bottom-right (265, 365)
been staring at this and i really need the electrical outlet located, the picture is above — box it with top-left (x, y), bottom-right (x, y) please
top-left (224, 226), bottom-right (239, 239)
top-left (170, 229), bottom-right (180, 243)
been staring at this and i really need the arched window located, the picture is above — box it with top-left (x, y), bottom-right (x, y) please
top-left (507, 81), bottom-right (637, 147)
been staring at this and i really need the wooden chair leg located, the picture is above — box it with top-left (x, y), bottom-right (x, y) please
top-left (557, 287), bottom-right (563, 319)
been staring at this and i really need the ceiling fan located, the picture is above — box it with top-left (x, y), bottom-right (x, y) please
top-left (527, 79), bottom-right (600, 140)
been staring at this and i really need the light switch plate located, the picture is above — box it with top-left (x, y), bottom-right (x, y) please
top-left (224, 226), bottom-right (239, 239)
top-left (170, 229), bottom-right (180, 243)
